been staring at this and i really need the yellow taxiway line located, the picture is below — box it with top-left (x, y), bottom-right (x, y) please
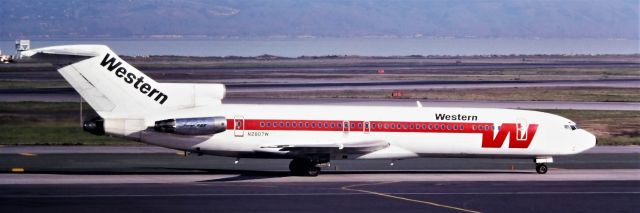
top-left (342, 181), bottom-right (482, 213)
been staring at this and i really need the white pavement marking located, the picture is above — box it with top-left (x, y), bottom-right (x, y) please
top-left (342, 181), bottom-right (482, 213)
top-left (0, 169), bottom-right (638, 184)
top-left (3, 191), bottom-right (638, 199)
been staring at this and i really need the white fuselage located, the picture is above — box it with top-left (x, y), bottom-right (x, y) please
top-left (22, 44), bottom-right (597, 174)
top-left (136, 104), bottom-right (596, 160)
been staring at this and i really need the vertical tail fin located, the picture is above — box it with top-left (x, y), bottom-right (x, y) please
top-left (22, 45), bottom-right (225, 119)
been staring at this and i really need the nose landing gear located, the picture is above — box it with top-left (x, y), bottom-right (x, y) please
top-left (535, 163), bottom-right (548, 174)
top-left (534, 156), bottom-right (553, 174)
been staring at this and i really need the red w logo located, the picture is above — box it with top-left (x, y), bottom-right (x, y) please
top-left (481, 123), bottom-right (539, 148)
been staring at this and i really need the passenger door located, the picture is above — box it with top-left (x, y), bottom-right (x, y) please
top-left (342, 121), bottom-right (350, 135)
top-left (363, 121), bottom-right (371, 134)
top-left (516, 118), bottom-right (528, 141)
top-left (234, 115), bottom-right (244, 137)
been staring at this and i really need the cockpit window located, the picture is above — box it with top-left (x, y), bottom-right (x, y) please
top-left (564, 124), bottom-right (579, 130)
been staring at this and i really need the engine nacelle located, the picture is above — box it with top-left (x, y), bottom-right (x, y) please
top-left (154, 117), bottom-right (227, 135)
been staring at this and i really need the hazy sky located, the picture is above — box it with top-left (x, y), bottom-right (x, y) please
top-left (0, 0), bottom-right (638, 39)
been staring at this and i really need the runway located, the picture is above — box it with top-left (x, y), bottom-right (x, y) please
top-left (0, 146), bottom-right (638, 212)
top-left (1, 149), bottom-right (638, 182)
top-left (0, 179), bottom-right (637, 212)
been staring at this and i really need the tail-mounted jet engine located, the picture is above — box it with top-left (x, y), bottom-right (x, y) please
top-left (154, 117), bottom-right (227, 135)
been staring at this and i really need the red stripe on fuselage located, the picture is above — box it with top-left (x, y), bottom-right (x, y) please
top-left (232, 119), bottom-right (491, 133)
top-left (226, 119), bottom-right (539, 148)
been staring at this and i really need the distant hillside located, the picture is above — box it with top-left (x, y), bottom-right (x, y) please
top-left (1, 0), bottom-right (637, 39)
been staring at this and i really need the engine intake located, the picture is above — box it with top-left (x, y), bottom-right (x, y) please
top-left (154, 117), bottom-right (226, 135)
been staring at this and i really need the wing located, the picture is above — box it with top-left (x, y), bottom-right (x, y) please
top-left (259, 140), bottom-right (390, 154)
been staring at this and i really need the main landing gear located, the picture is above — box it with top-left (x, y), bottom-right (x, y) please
top-left (289, 158), bottom-right (320, 176)
top-left (289, 156), bottom-right (330, 176)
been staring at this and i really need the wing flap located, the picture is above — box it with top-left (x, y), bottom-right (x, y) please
top-left (260, 140), bottom-right (389, 154)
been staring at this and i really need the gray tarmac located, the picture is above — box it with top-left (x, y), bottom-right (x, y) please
top-left (0, 147), bottom-right (638, 212)
top-left (0, 150), bottom-right (638, 182)
top-left (1, 181), bottom-right (638, 213)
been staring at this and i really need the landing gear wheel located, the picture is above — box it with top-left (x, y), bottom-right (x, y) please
top-left (535, 163), bottom-right (548, 174)
top-left (289, 159), bottom-right (321, 176)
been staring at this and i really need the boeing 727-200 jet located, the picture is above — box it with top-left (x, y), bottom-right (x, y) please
top-left (22, 45), bottom-right (596, 176)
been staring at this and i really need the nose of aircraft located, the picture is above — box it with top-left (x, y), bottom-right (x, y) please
top-left (575, 130), bottom-right (597, 153)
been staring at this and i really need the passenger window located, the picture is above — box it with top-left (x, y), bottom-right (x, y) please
top-left (429, 124), bottom-right (433, 130)
top-left (441, 124), bottom-right (445, 129)
top-left (280, 122), bottom-right (284, 127)
top-left (324, 122), bottom-right (328, 128)
top-left (379, 124), bottom-right (383, 128)
top-left (292, 122), bottom-right (297, 127)
top-left (453, 125), bottom-right (457, 130)
top-left (447, 125), bottom-right (451, 130)
top-left (305, 122), bottom-right (309, 128)
top-left (299, 122), bottom-right (303, 127)
top-left (404, 124), bottom-right (408, 129)
top-left (267, 122), bottom-right (271, 127)
top-left (484, 125), bottom-right (489, 130)
top-left (434, 124), bottom-right (438, 130)
top-left (286, 122), bottom-right (290, 127)
top-left (384, 124), bottom-right (389, 129)
top-left (312, 123), bottom-right (316, 128)
top-left (331, 123), bottom-right (335, 128)
top-left (260, 122), bottom-right (265, 127)
top-left (460, 124), bottom-right (464, 130)
top-left (351, 123), bottom-right (355, 128)
top-left (391, 124), bottom-right (395, 129)
top-left (416, 124), bottom-right (420, 129)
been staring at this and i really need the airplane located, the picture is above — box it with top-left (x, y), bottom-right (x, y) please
top-left (22, 45), bottom-right (596, 176)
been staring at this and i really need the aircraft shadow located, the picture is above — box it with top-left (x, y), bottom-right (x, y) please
top-left (2, 167), bottom-right (535, 182)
